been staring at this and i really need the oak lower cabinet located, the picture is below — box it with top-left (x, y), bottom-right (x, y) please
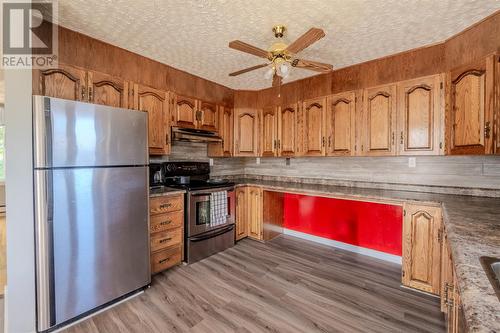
top-left (133, 84), bottom-right (171, 155)
top-left (402, 203), bottom-right (442, 295)
top-left (33, 64), bottom-right (88, 101)
top-left (301, 97), bottom-right (327, 156)
top-left (440, 231), bottom-right (466, 333)
top-left (325, 91), bottom-right (357, 156)
top-left (278, 103), bottom-right (299, 157)
top-left (446, 54), bottom-right (497, 155)
top-left (208, 106), bottom-right (233, 157)
top-left (260, 106), bottom-right (278, 157)
top-left (235, 187), bottom-right (248, 240)
top-left (149, 194), bottom-right (184, 274)
top-left (361, 84), bottom-right (398, 156)
top-left (234, 108), bottom-right (260, 156)
top-left (235, 186), bottom-right (263, 241)
top-left (397, 74), bottom-right (444, 155)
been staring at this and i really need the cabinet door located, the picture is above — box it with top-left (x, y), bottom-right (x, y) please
top-left (208, 106), bottom-right (233, 157)
top-left (234, 108), bottom-right (259, 156)
top-left (87, 70), bottom-right (129, 108)
top-left (134, 84), bottom-right (170, 155)
top-left (302, 97), bottom-right (326, 156)
top-left (495, 55), bottom-right (500, 154)
top-left (402, 203), bottom-right (442, 295)
top-left (362, 84), bottom-right (397, 156)
top-left (326, 91), bottom-right (356, 156)
top-left (447, 55), bottom-right (495, 155)
top-left (260, 106), bottom-right (278, 157)
top-left (247, 187), bottom-right (263, 240)
top-left (173, 95), bottom-right (198, 129)
top-left (235, 187), bottom-right (248, 240)
top-left (278, 103), bottom-right (298, 157)
top-left (397, 74), bottom-right (444, 155)
top-left (199, 101), bottom-right (218, 131)
top-left (33, 64), bottom-right (87, 101)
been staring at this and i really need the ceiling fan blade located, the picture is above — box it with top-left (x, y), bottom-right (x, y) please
top-left (292, 58), bottom-right (333, 73)
top-left (229, 63), bottom-right (269, 77)
top-left (272, 73), bottom-right (282, 87)
top-left (229, 40), bottom-right (270, 59)
top-left (286, 28), bottom-right (325, 54)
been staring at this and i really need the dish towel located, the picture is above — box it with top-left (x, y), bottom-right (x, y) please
top-left (210, 191), bottom-right (228, 227)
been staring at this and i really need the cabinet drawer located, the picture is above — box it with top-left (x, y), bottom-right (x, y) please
top-left (150, 210), bottom-right (183, 233)
top-left (151, 246), bottom-right (181, 273)
top-left (150, 227), bottom-right (183, 252)
top-left (150, 194), bottom-right (184, 215)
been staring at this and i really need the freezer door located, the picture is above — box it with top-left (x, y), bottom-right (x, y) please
top-left (33, 95), bottom-right (148, 168)
top-left (34, 166), bottom-right (150, 330)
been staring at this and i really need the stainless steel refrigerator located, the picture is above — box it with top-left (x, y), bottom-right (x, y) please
top-left (33, 96), bottom-right (151, 331)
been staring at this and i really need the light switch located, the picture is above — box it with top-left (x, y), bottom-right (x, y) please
top-left (256, 157), bottom-right (261, 165)
top-left (408, 157), bottom-right (416, 168)
top-left (209, 158), bottom-right (214, 166)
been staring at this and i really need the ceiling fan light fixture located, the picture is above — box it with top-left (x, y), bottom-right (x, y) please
top-left (278, 62), bottom-right (290, 78)
top-left (264, 66), bottom-right (275, 80)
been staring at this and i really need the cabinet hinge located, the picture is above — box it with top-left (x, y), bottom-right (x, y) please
top-left (402, 270), bottom-right (405, 277)
top-left (440, 82), bottom-right (443, 89)
top-left (439, 142), bottom-right (443, 149)
top-left (437, 228), bottom-right (443, 243)
top-left (403, 209), bottom-right (406, 216)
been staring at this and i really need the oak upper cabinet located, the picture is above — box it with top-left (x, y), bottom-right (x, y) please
top-left (397, 74), bottom-right (444, 155)
top-left (33, 64), bottom-right (87, 101)
top-left (447, 55), bottom-right (496, 155)
top-left (208, 106), bottom-right (233, 157)
top-left (301, 97), bottom-right (327, 156)
top-left (247, 187), bottom-right (263, 240)
top-left (362, 84), bottom-right (397, 156)
top-left (87, 70), bottom-right (129, 108)
top-left (402, 203), bottom-right (442, 295)
top-left (278, 103), bottom-right (298, 157)
top-left (173, 94), bottom-right (198, 129)
top-left (234, 108), bottom-right (259, 156)
top-left (235, 187), bottom-right (248, 240)
top-left (326, 91), bottom-right (357, 156)
top-left (133, 84), bottom-right (170, 155)
top-left (199, 101), bottom-right (218, 131)
top-left (260, 106), bottom-right (278, 157)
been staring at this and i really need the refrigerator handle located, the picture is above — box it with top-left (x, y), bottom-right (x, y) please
top-left (34, 170), bottom-right (55, 331)
top-left (33, 96), bottom-right (53, 168)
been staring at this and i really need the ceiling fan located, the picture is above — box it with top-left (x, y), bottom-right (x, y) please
top-left (228, 25), bottom-right (333, 87)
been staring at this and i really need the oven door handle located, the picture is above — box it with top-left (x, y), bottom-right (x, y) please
top-left (190, 224), bottom-right (234, 242)
top-left (191, 193), bottom-right (213, 197)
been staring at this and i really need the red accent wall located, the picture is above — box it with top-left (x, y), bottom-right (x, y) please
top-left (283, 194), bottom-right (403, 256)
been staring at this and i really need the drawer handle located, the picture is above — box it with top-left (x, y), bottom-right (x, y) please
top-left (158, 257), bottom-right (170, 264)
top-left (159, 203), bottom-right (172, 209)
top-left (159, 220), bottom-right (172, 226)
top-left (159, 237), bottom-right (172, 243)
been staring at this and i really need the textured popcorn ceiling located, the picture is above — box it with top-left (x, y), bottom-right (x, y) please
top-left (55, 0), bottom-right (500, 90)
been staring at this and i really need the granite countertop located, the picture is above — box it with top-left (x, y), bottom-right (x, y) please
top-left (149, 186), bottom-right (186, 197)
top-left (233, 178), bottom-right (500, 333)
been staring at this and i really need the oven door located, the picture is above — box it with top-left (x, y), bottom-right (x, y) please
top-left (187, 187), bottom-right (234, 237)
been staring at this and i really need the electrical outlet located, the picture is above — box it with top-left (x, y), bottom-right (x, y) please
top-left (285, 158), bottom-right (291, 166)
top-left (209, 158), bottom-right (214, 166)
top-left (256, 157), bottom-right (261, 165)
top-left (408, 157), bottom-right (416, 168)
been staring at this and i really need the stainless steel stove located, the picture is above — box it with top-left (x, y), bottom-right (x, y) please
top-left (150, 162), bottom-right (235, 263)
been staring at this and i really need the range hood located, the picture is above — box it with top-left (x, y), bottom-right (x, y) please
top-left (172, 127), bottom-right (222, 143)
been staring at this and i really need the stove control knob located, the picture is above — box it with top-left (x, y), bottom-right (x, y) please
top-left (166, 164), bottom-right (175, 172)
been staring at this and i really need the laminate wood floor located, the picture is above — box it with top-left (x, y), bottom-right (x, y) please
top-left (64, 235), bottom-right (445, 333)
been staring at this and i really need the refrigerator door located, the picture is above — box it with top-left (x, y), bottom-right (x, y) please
top-left (33, 96), bottom-right (148, 168)
top-left (34, 166), bottom-right (150, 330)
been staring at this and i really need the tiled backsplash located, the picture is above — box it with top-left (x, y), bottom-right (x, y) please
top-left (156, 141), bottom-right (500, 196)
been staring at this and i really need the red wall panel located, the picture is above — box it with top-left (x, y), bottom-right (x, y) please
top-left (283, 194), bottom-right (403, 256)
